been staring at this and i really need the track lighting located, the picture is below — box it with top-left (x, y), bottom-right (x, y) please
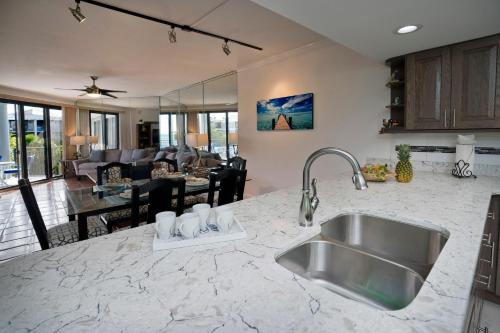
top-left (69, 2), bottom-right (86, 23)
top-left (68, 0), bottom-right (262, 51)
top-left (222, 40), bottom-right (231, 56)
top-left (168, 26), bottom-right (177, 43)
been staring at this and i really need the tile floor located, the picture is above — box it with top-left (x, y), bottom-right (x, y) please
top-left (482, 301), bottom-right (500, 332)
top-left (0, 178), bottom-right (93, 262)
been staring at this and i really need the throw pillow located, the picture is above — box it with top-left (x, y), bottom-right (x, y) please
top-left (89, 150), bottom-right (104, 162)
top-left (105, 149), bottom-right (122, 162)
top-left (120, 149), bottom-right (134, 163)
top-left (154, 151), bottom-right (165, 161)
top-left (131, 149), bottom-right (146, 161)
top-left (166, 152), bottom-right (177, 160)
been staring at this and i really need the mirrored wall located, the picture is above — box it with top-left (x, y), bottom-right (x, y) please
top-left (75, 96), bottom-right (161, 153)
top-left (160, 72), bottom-right (238, 160)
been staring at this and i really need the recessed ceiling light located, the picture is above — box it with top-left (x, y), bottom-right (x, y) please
top-left (395, 24), bottom-right (422, 35)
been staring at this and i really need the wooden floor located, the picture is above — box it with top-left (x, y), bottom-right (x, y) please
top-left (0, 177), bottom-right (93, 262)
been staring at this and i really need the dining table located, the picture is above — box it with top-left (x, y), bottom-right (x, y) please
top-left (62, 178), bottom-right (213, 241)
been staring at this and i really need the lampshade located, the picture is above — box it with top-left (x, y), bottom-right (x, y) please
top-left (69, 135), bottom-right (86, 145)
top-left (197, 133), bottom-right (209, 146)
top-left (186, 133), bottom-right (198, 147)
top-left (228, 133), bottom-right (238, 145)
top-left (86, 135), bottom-right (98, 144)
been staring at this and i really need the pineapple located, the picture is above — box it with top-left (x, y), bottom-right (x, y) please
top-left (395, 144), bottom-right (413, 183)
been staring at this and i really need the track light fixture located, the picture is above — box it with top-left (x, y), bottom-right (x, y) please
top-left (168, 26), bottom-right (177, 43)
top-left (69, 1), bottom-right (86, 23)
top-left (69, 0), bottom-right (262, 52)
top-left (222, 40), bottom-right (231, 56)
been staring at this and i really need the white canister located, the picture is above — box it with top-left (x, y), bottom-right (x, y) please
top-left (455, 144), bottom-right (474, 173)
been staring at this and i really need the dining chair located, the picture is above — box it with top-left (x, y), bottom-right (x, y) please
top-left (227, 156), bottom-right (247, 171)
top-left (18, 178), bottom-right (107, 250)
top-left (97, 162), bottom-right (133, 185)
top-left (98, 162), bottom-right (147, 233)
top-left (130, 178), bottom-right (186, 228)
top-left (150, 158), bottom-right (178, 173)
top-left (206, 168), bottom-right (247, 207)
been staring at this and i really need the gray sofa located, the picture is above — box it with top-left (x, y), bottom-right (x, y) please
top-left (73, 148), bottom-right (156, 179)
top-left (72, 145), bottom-right (223, 180)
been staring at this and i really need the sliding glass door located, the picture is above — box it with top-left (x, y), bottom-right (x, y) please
top-left (0, 100), bottom-right (63, 189)
top-left (89, 111), bottom-right (119, 150)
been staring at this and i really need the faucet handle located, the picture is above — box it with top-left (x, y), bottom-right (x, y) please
top-left (311, 178), bottom-right (318, 197)
top-left (311, 178), bottom-right (319, 211)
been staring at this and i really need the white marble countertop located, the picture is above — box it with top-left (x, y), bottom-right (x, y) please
top-left (1, 172), bottom-right (499, 333)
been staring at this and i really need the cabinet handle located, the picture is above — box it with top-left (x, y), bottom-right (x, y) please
top-left (483, 233), bottom-right (492, 244)
top-left (444, 108), bottom-right (447, 128)
top-left (453, 109), bottom-right (456, 127)
top-left (482, 241), bottom-right (495, 269)
top-left (476, 273), bottom-right (491, 289)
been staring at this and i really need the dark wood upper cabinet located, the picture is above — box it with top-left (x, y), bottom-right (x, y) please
top-left (451, 35), bottom-right (500, 129)
top-left (406, 48), bottom-right (451, 130)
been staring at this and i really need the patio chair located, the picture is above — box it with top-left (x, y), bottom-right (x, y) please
top-left (18, 178), bottom-right (107, 250)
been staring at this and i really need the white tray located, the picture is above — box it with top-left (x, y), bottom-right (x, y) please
top-left (153, 217), bottom-right (247, 251)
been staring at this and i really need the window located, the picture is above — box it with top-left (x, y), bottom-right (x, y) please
top-left (89, 111), bottom-right (119, 150)
top-left (159, 113), bottom-right (187, 148)
top-left (0, 100), bottom-right (62, 188)
top-left (160, 111), bottom-right (237, 159)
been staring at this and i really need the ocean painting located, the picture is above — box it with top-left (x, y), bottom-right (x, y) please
top-left (257, 93), bottom-right (313, 131)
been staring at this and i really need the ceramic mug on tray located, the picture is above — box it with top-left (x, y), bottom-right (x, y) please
top-left (193, 203), bottom-right (211, 232)
top-left (214, 206), bottom-right (234, 233)
top-left (155, 211), bottom-right (177, 239)
top-left (178, 213), bottom-right (201, 239)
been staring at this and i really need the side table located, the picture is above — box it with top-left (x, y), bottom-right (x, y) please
top-left (60, 159), bottom-right (77, 179)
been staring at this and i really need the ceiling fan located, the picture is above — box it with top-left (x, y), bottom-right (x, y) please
top-left (55, 76), bottom-right (127, 98)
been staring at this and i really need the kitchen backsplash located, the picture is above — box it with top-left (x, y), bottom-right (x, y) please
top-left (368, 145), bottom-right (500, 177)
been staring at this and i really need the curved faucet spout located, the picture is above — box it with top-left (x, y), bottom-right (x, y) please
top-left (299, 147), bottom-right (367, 227)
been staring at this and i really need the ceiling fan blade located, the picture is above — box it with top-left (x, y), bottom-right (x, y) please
top-left (100, 89), bottom-right (127, 93)
top-left (54, 88), bottom-right (87, 91)
top-left (101, 92), bottom-right (117, 98)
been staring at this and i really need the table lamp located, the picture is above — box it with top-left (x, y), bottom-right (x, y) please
top-left (69, 135), bottom-right (86, 158)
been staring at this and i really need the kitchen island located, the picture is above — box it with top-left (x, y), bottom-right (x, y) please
top-left (0, 172), bottom-right (499, 333)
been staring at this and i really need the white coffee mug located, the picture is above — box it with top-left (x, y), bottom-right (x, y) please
top-left (216, 210), bottom-right (234, 233)
top-left (155, 211), bottom-right (176, 239)
top-left (193, 203), bottom-right (211, 231)
top-left (178, 213), bottom-right (201, 239)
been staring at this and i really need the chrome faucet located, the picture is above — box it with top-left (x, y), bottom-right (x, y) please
top-left (299, 147), bottom-right (368, 227)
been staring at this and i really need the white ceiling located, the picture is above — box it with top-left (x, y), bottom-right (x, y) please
top-left (0, 0), bottom-right (322, 100)
top-left (251, 0), bottom-right (500, 61)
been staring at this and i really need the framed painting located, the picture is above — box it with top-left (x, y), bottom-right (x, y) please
top-left (257, 93), bottom-right (313, 131)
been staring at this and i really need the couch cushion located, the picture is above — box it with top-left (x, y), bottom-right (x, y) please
top-left (89, 150), bottom-right (104, 162)
top-left (161, 146), bottom-right (178, 153)
top-left (78, 162), bottom-right (108, 170)
top-left (120, 149), bottom-right (134, 163)
top-left (132, 149), bottom-right (146, 161)
top-left (105, 149), bottom-right (122, 162)
top-left (144, 148), bottom-right (156, 160)
top-left (154, 151), bottom-right (165, 161)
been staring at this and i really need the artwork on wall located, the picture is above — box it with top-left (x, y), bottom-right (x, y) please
top-left (257, 93), bottom-right (313, 131)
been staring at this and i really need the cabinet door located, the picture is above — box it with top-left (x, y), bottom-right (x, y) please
top-left (406, 48), bottom-right (451, 129)
top-left (451, 35), bottom-right (500, 129)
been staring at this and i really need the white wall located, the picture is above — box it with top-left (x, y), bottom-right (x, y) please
top-left (238, 40), bottom-right (500, 196)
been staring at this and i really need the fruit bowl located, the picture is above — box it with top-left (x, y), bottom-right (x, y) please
top-left (361, 164), bottom-right (395, 182)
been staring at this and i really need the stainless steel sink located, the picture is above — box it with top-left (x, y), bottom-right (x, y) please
top-left (320, 213), bottom-right (449, 278)
top-left (276, 240), bottom-right (424, 310)
top-left (276, 213), bottom-right (449, 310)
